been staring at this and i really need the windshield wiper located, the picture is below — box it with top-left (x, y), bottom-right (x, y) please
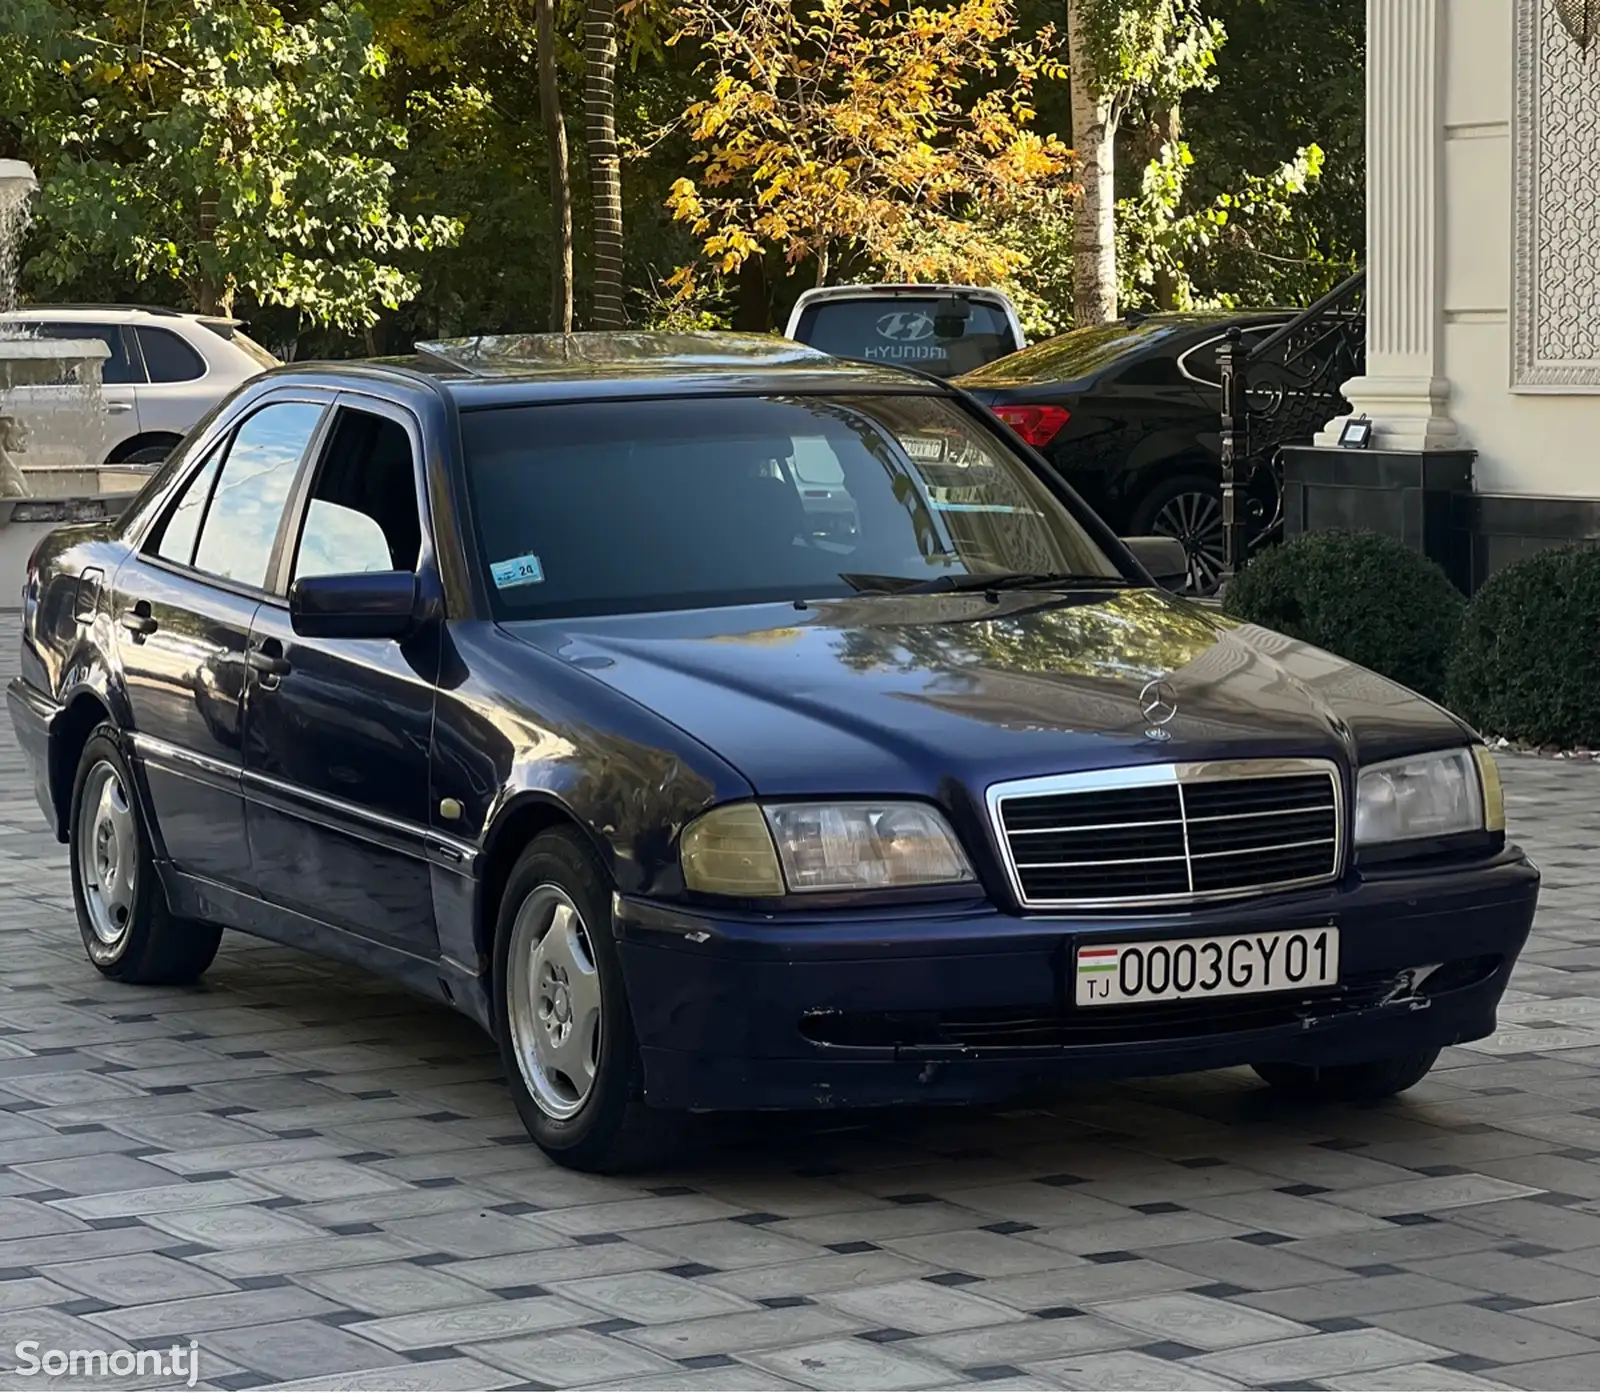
top-left (839, 570), bottom-right (1132, 596)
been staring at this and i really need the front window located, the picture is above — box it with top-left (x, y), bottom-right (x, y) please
top-left (791, 297), bottom-right (1019, 377)
top-left (462, 393), bottom-right (1123, 619)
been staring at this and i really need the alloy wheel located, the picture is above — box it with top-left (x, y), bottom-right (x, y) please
top-left (507, 884), bottom-right (603, 1120)
top-left (76, 760), bottom-right (137, 949)
top-left (1152, 490), bottom-right (1226, 594)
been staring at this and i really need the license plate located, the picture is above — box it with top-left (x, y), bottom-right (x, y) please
top-left (1075, 927), bottom-right (1339, 1007)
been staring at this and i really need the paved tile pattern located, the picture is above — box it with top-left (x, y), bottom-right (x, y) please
top-left (2, 617), bottom-right (1600, 1390)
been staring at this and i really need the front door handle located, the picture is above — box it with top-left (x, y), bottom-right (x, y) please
top-left (119, 602), bottom-right (157, 641)
top-left (247, 644), bottom-right (292, 679)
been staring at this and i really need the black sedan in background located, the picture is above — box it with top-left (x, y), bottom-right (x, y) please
top-left (959, 312), bottom-right (1303, 591)
top-left (10, 332), bottom-right (1535, 1172)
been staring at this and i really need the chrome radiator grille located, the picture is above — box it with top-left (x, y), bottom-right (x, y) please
top-left (988, 760), bottom-right (1342, 909)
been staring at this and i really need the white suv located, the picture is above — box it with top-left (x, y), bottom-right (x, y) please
top-left (0, 305), bottom-right (278, 464)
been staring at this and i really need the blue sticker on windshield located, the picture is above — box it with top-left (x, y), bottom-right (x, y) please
top-left (491, 553), bottom-right (544, 589)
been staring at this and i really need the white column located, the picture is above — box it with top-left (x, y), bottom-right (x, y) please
top-left (1319, 0), bottom-right (1461, 451)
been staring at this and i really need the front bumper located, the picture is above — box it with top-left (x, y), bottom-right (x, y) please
top-left (613, 849), bottom-right (1539, 1111)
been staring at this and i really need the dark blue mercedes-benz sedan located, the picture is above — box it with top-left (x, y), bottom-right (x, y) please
top-left (8, 332), bottom-right (1538, 1171)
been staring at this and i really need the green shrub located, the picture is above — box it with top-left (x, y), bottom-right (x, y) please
top-left (1221, 529), bottom-right (1465, 700)
top-left (1448, 543), bottom-right (1600, 747)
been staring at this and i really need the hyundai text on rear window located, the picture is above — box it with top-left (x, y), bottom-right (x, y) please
top-left (791, 298), bottom-right (1020, 376)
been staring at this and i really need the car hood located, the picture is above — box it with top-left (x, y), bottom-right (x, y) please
top-left (501, 589), bottom-right (1473, 798)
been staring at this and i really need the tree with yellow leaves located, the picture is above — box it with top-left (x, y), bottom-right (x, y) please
top-left (661, 0), bottom-right (1072, 328)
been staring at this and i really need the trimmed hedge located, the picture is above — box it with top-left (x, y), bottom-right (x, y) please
top-left (1221, 529), bottom-right (1465, 701)
top-left (1448, 543), bottom-right (1600, 748)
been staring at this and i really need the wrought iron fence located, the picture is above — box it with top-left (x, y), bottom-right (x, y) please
top-left (1217, 268), bottom-right (1367, 582)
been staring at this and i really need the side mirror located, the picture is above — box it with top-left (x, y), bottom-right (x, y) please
top-left (289, 571), bottom-right (419, 640)
top-left (1121, 535), bottom-right (1191, 591)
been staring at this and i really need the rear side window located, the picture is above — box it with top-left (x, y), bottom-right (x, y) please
top-left (791, 298), bottom-right (1018, 377)
top-left (154, 447), bottom-right (225, 566)
top-left (29, 322), bottom-right (143, 385)
top-left (191, 401), bottom-right (325, 587)
top-left (137, 327), bottom-right (206, 383)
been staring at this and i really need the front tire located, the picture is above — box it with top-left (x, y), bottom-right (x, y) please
top-left (494, 829), bottom-right (682, 1172)
top-left (1252, 1048), bottom-right (1441, 1102)
top-left (68, 725), bottom-right (222, 984)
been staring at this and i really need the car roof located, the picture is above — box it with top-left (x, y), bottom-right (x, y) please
top-left (1, 304), bottom-right (240, 327)
top-left (278, 332), bottom-right (943, 404)
top-left (793, 284), bottom-right (1016, 304)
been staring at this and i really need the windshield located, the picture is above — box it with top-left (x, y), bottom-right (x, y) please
top-left (791, 297), bottom-right (1019, 377)
top-left (462, 394), bottom-right (1123, 619)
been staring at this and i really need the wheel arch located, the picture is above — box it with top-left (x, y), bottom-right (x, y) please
top-left (50, 688), bottom-right (116, 840)
top-left (106, 432), bottom-right (183, 466)
top-left (474, 791), bottom-right (612, 985)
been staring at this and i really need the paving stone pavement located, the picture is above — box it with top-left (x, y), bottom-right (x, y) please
top-left (2, 615), bottom-right (1600, 1392)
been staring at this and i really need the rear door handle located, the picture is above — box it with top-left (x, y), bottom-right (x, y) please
top-left (119, 603), bottom-right (157, 641)
top-left (105, 402), bottom-right (134, 415)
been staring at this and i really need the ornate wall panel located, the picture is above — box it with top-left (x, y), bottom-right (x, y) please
top-left (1513, 0), bottom-right (1600, 389)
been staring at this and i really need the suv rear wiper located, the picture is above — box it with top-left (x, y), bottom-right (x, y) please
top-left (840, 570), bottom-right (1132, 596)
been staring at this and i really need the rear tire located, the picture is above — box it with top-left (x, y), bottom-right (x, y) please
top-left (1252, 1048), bottom-right (1441, 1102)
top-left (118, 443), bottom-right (174, 466)
top-left (494, 828), bottom-right (684, 1173)
top-left (68, 725), bottom-right (222, 985)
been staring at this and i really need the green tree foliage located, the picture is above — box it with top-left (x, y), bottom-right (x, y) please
top-left (1166, 0), bottom-right (1364, 304)
top-left (1, 0), bottom-right (1366, 341)
top-left (1064, 0), bottom-right (1223, 322)
top-left (1116, 139), bottom-right (1325, 311)
top-left (2, 0), bottom-right (461, 331)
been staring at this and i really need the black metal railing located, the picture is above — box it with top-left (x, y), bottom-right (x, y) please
top-left (1217, 268), bottom-right (1367, 582)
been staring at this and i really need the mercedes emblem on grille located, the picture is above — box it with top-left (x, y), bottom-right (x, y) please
top-left (1139, 679), bottom-right (1179, 733)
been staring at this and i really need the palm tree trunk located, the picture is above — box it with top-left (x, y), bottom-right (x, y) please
top-left (1067, 0), bottom-right (1117, 325)
top-left (583, 0), bottom-right (624, 329)
top-left (538, 0), bottom-right (574, 332)
top-left (192, 191), bottom-right (234, 317)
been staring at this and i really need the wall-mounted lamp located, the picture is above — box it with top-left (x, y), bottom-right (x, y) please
top-left (1338, 414), bottom-right (1373, 450)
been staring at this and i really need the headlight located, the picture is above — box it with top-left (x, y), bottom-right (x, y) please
top-left (680, 801), bottom-right (973, 896)
top-left (679, 804), bottom-right (785, 897)
top-left (1473, 745), bottom-right (1506, 832)
top-left (1354, 747), bottom-right (1499, 846)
